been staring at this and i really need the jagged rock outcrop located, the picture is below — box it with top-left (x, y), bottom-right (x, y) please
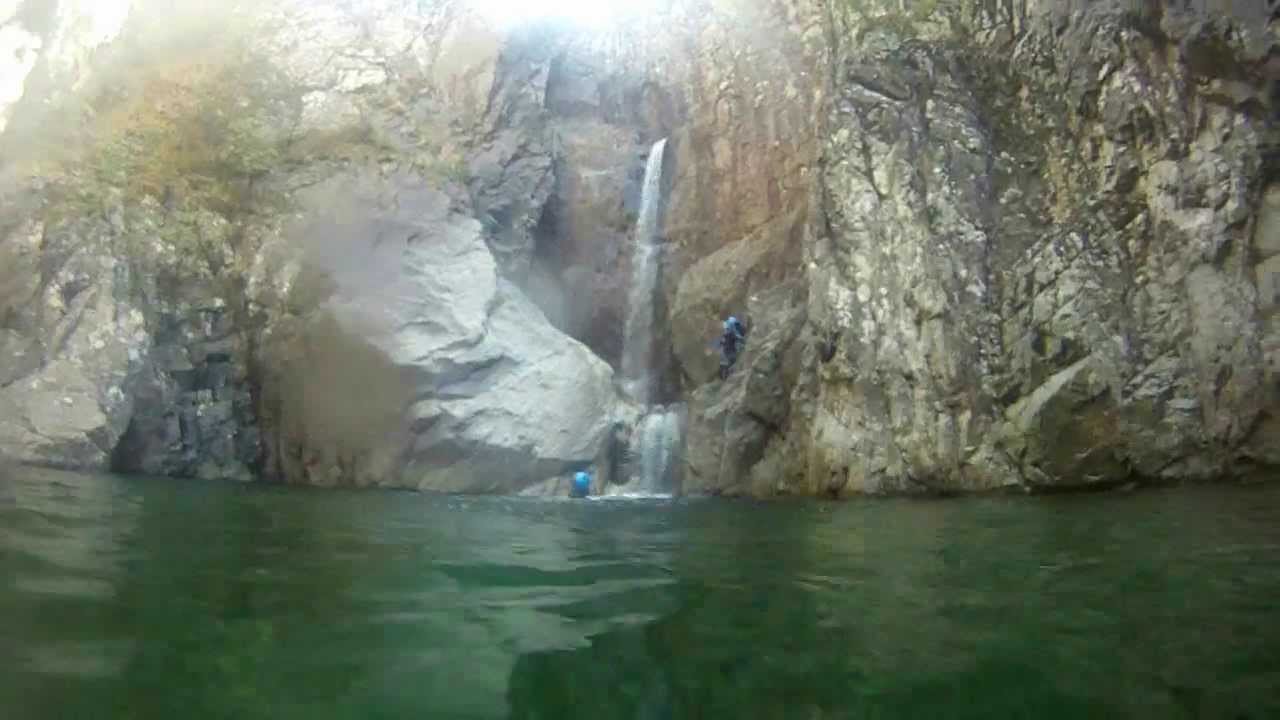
top-left (683, 284), bottom-right (808, 495)
top-left (527, 118), bottom-right (640, 364)
top-left (676, 0), bottom-right (1279, 495)
top-left (0, 209), bottom-right (146, 468)
top-left (0, 190), bottom-right (264, 479)
top-left (671, 211), bottom-right (811, 383)
top-left (529, 48), bottom-right (653, 365)
top-left (110, 264), bottom-right (260, 482)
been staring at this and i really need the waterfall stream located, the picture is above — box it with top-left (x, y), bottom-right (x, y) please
top-left (612, 138), bottom-right (683, 497)
top-left (620, 138), bottom-right (668, 405)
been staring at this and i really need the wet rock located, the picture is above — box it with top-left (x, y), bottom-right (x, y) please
top-left (997, 356), bottom-right (1127, 488)
top-left (683, 285), bottom-right (807, 496)
top-left (110, 306), bottom-right (259, 481)
top-left (528, 119), bottom-right (641, 365)
top-left (670, 205), bottom-right (809, 376)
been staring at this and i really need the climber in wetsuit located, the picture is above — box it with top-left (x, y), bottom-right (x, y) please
top-left (718, 316), bottom-right (747, 379)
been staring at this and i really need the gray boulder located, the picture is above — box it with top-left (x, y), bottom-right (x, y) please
top-left (257, 168), bottom-right (622, 491)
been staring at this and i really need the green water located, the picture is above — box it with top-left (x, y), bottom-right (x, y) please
top-left (2, 467), bottom-right (1279, 719)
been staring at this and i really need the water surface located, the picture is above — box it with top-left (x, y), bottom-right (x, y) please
top-left (2, 466), bottom-right (1279, 719)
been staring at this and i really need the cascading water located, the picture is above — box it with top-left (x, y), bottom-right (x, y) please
top-left (610, 403), bottom-right (684, 498)
top-left (634, 407), bottom-right (682, 493)
top-left (612, 138), bottom-right (683, 497)
top-left (620, 138), bottom-right (668, 405)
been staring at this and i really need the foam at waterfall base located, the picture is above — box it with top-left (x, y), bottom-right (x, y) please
top-left (594, 489), bottom-right (675, 500)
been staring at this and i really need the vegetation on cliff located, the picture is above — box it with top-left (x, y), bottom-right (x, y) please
top-left (11, 0), bottom-right (470, 302)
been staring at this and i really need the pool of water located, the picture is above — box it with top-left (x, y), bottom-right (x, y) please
top-left (2, 466), bottom-right (1279, 719)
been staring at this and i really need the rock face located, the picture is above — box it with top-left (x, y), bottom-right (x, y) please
top-left (0, 0), bottom-right (1275, 496)
top-left (683, 284), bottom-right (809, 495)
top-left (110, 274), bottom-right (260, 483)
top-left (0, 193), bottom-right (264, 480)
top-left (532, 84), bottom-right (644, 366)
top-left (677, 0), bottom-right (1280, 495)
top-left (0, 211), bottom-right (146, 468)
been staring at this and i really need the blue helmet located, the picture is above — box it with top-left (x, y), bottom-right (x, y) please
top-left (571, 471), bottom-right (590, 498)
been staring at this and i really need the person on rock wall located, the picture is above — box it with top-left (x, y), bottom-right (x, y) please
top-left (716, 315), bottom-right (748, 380)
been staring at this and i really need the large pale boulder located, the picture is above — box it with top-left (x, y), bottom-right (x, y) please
top-left (257, 168), bottom-right (622, 491)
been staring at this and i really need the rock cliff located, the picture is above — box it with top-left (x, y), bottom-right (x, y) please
top-left (678, 0), bottom-right (1279, 495)
top-left (0, 0), bottom-right (639, 492)
top-left (0, 0), bottom-right (1274, 495)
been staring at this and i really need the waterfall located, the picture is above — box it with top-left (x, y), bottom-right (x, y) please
top-left (610, 138), bottom-right (684, 497)
top-left (620, 138), bottom-right (668, 405)
top-left (606, 404), bottom-right (685, 498)
top-left (633, 406), bottom-right (682, 494)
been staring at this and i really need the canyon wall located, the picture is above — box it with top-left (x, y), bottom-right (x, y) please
top-left (678, 0), bottom-right (1279, 495)
top-left (0, 0), bottom-right (1275, 495)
